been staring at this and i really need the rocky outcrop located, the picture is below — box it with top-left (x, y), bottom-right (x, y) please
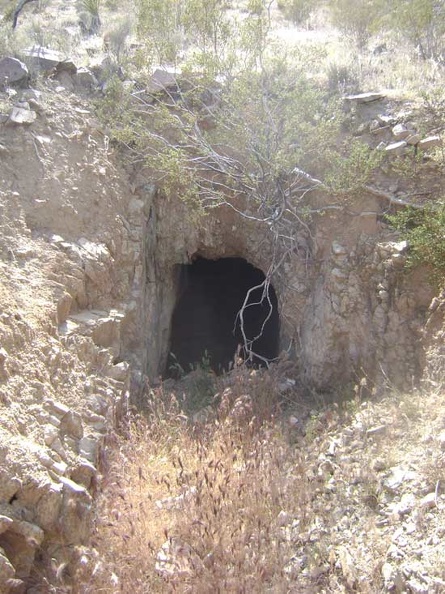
top-left (132, 179), bottom-right (430, 392)
top-left (0, 79), bottom-right (134, 589)
top-left (0, 69), bottom-right (440, 588)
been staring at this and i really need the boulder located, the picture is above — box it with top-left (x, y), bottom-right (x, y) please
top-left (59, 477), bottom-right (92, 545)
top-left (345, 92), bottom-right (385, 103)
top-left (0, 548), bottom-right (15, 585)
top-left (0, 58), bottom-right (29, 87)
top-left (22, 47), bottom-right (64, 71)
top-left (146, 68), bottom-right (179, 94)
top-left (70, 459), bottom-right (97, 489)
top-left (0, 474), bottom-right (21, 503)
top-left (406, 133), bottom-right (421, 146)
top-left (56, 292), bottom-right (73, 324)
top-left (392, 123), bottom-right (411, 140)
top-left (8, 106), bottom-right (36, 125)
top-left (60, 410), bottom-right (84, 440)
top-left (418, 135), bottom-right (441, 150)
top-left (385, 141), bottom-right (407, 155)
top-left (73, 67), bottom-right (98, 90)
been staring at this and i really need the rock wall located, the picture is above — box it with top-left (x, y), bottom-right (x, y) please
top-left (0, 80), bottom-right (138, 590)
top-left (129, 180), bottom-right (431, 392)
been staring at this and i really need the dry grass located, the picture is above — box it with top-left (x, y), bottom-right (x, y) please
top-left (80, 365), bottom-right (315, 593)
top-left (64, 364), bottom-right (445, 594)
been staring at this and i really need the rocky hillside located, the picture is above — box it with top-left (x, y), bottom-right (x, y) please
top-left (0, 0), bottom-right (445, 591)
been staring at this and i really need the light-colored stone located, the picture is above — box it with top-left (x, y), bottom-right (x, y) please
top-left (79, 436), bottom-right (98, 463)
top-left (277, 510), bottom-right (292, 527)
top-left (418, 135), bottom-right (441, 150)
top-left (0, 548), bottom-right (15, 584)
top-left (45, 400), bottom-right (70, 419)
top-left (0, 57), bottom-right (28, 86)
top-left (385, 140), bottom-right (408, 154)
top-left (420, 492), bottom-right (436, 509)
top-left (338, 546), bottom-right (357, 589)
top-left (106, 361), bottom-right (129, 381)
top-left (43, 424), bottom-right (59, 447)
top-left (35, 483), bottom-right (63, 531)
top-left (394, 493), bottom-right (416, 516)
top-left (70, 459), bottom-right (97, 489)
top-left (8, 107), bottom-right (37, 125)
top-left (91, 318), bottom-right (120, 352)
top-left (382, 562), bottom-right (405, 591)
top-left (155, 537), bottom-right (204, 578)
top-left (60, 476), bottom-right (88, 495)
top-left (0, 515), bottom-right (13, 534)
top-left (50, 437), bottom-right (68, 461)
top-left (57, 293), bottom-right (73, 324)
top-left (406, 133), bottom-right (421, 145)
top-left (147, 68), bottom-right (178, 94)
top-left (367, 425), bottom-right (386, 436)
top-left (345, 92), bottom-right (385, 103)
top-left (22, 47), bottom-right (64, 70)
top-left (60, 410), bottom-right (83, 440)
top-left (384, 467), bottom-right (418, 492)
top-left (12, 519), bottom-right (44, 545)
top-left (392, 124), bottom-right (411, 139)
top-left (0, 475), bottom-right (21, 503)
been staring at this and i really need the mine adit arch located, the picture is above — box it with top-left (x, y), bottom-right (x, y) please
top-left (167, 256), bottom-right (280, 375)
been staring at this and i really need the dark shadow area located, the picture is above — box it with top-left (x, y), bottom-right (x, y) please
top-left (167, 257), bottom-right (279, 375)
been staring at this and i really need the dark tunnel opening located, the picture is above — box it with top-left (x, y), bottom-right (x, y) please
top-left (167, 257), bottom-right (280, 376)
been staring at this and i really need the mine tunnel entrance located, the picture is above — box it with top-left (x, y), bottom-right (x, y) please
top-left (168, 257), bottom-right (280, 375)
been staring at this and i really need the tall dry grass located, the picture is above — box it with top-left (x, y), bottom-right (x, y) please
top-left (77, 364), bottom-right (316, 593)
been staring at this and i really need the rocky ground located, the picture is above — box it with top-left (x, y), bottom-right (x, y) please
top-left (0, 59), bottom-right (140, 590)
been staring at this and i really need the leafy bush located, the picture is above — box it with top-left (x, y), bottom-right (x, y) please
top-left (388, 202), bottom-right (445, 287)
top-left (324, 141), bottom-right (384, 196)
top-left (389, 0), bottom-right (445, 61)
top-left (277, 0), bottom-right (320, 25)
top-left (329, 0), bottom-right (384, 48)
top-left (325, 60), bottom-right (359, 95)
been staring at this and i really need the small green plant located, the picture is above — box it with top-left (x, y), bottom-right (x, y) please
top-left (420, 88), bottom-right (445, 128)
top-left (169, 351), bottom-right (216, 415)
top-left (78, 0), bottom-right (101, 35)
top-left (324, 140), bottom-right (384, 196)
top-left (388, 201), bottom-right (445, 287)
top-left (277, 0), bottom-right (320, 25)
top-left (325, 61), bottom-right (359, 95)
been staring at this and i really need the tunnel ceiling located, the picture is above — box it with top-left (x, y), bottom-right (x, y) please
top-left (167, 257), bottom-right (279, 375)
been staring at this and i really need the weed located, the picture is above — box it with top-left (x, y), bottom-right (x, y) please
top-left (388, 201), bottom-right (445, 288)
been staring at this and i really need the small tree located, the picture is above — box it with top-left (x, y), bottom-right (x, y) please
top-left (136, 0), bottom-right (184, 65)
top-left (329, 0), bottom-right (384, 48)
top-left (390, 0), bottom-right (445, 61)
top-left (277, 0), bottom-right (320, 26)
top-left (183, 0), bottom-right (232, 58)
top-left (388, 202), bottom-right (445, 287)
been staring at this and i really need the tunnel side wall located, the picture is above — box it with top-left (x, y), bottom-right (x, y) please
top-left (130, 183), bottom-right (431, 391)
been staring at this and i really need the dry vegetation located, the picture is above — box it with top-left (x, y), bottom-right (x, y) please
top-left (67, 362), bottom-right (445, 593)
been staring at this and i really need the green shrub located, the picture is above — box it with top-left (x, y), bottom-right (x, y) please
top-left (390, 0), bottom-right (445, 61)
top-left (277, 0), bottom-right (320, 25)
top-left (388, 202), bottom-right (445, 287)
top-left (329, 0), bottom-right (384, 48)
